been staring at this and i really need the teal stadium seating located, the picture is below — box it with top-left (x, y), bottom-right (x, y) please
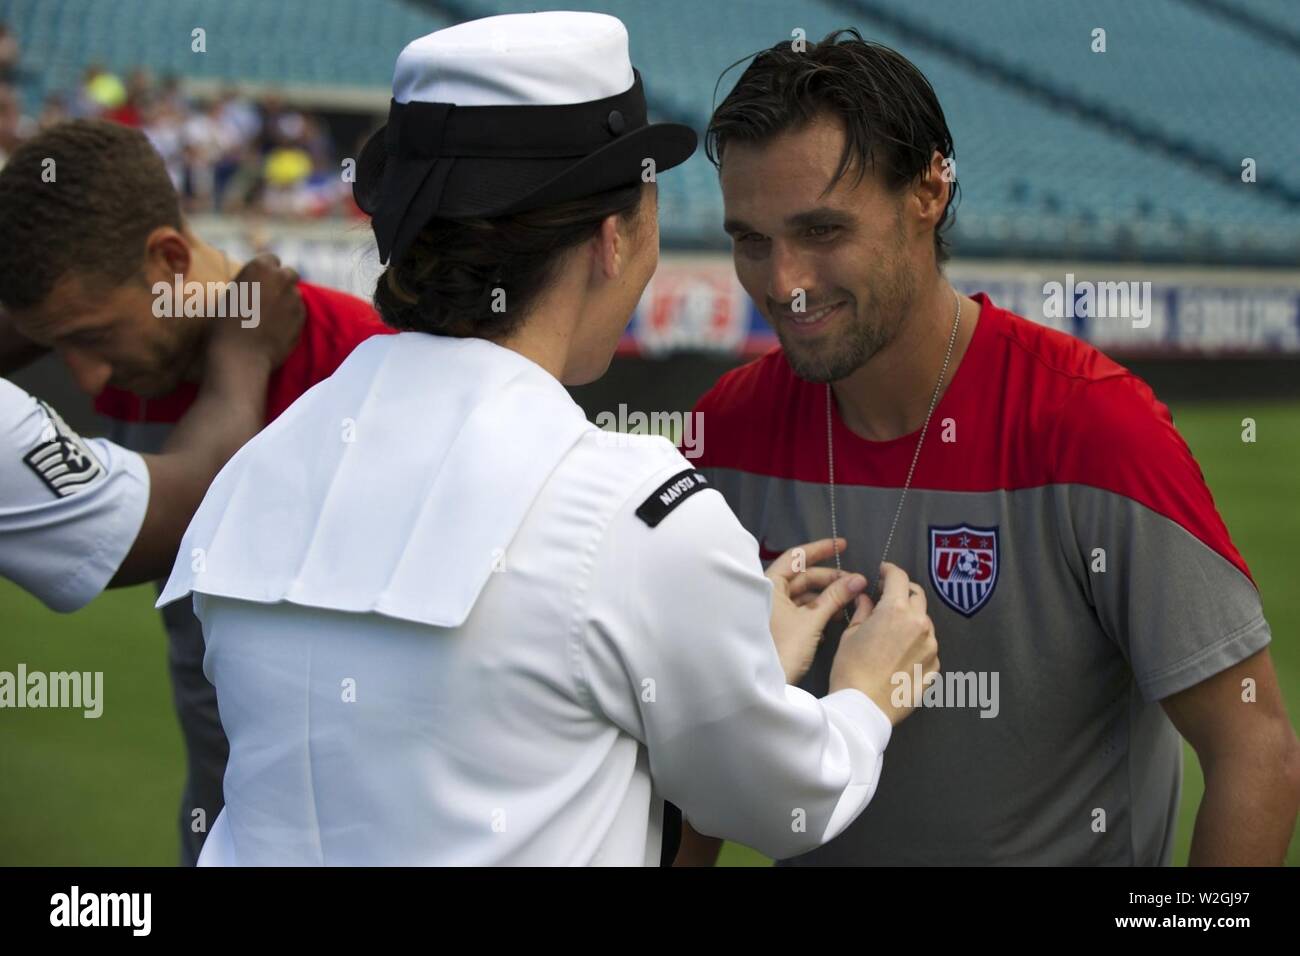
top-left (3, 0), bottom-right (1296, 262)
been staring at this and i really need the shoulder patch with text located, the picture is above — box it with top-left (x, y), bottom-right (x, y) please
top-left (23, 400), bottom-right (105, 498)
top-left (635, 469), bottom-right (710, 528)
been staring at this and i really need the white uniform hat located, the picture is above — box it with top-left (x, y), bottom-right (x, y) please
top-left (354, 11), bottom-right (697, 266)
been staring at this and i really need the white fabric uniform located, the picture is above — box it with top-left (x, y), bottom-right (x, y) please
top-left (158, 333), bottom-right (893, 865)
top-left (0, 378), bottom-right (149, 612)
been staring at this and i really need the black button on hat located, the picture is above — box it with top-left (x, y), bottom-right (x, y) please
top-left (606, 110), bottom-right (626, 136)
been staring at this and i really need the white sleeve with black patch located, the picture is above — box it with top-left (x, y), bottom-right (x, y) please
top-left (580, 462), bottom-right (894, 861)
top-left (0, 379), bottom-right (150, 612)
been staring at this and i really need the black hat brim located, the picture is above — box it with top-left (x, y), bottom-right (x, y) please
top-left (354, 119), bottom-right (697, 264)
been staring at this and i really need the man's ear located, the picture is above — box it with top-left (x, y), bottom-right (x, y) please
top-left (911, 149), bottom-right (951, 235)
top-left (143, 226), bottom-right (192, 281)
top-left (592, 213), bottom-right (622, 282)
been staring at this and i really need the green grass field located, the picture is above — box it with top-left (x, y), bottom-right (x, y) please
top-left (2, 400), bottom-right (1297, 866)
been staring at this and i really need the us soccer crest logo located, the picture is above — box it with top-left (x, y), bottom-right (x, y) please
top-left (929, 524), bottom-right (999, 617)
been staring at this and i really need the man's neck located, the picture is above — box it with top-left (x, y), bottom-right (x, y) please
top-left (831, 280), bottom-right (979, 442)
top-left (179, 239), bottom-right (246, 384)
top-left (196, 240), bottom-right (242, 285)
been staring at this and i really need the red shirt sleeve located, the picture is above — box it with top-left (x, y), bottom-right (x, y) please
top-left (1051, 370), bottom-right (1255, 586)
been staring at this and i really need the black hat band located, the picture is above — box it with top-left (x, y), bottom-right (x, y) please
top-left (385, 71), bottom-right (648, 162)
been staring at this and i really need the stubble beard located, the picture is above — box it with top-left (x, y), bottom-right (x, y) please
top-left (781, 254), bottom-right (916, 385)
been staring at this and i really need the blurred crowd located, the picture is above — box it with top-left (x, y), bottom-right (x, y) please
top-left (0, 23), bottom-right (361, 219)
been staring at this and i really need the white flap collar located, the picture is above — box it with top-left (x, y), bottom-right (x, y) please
top-left (158, 333), bottom-right (594, 627)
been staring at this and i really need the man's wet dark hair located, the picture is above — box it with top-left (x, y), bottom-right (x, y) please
top-left (706, 29), bottom-right (958, 263)
top-left (0, 119), bottom-right (180, 309)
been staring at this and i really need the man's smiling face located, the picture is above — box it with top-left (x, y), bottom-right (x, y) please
top-left (720, 113), bottom-right (919, 384)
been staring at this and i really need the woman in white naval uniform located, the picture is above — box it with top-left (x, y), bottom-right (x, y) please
top-left (158, 12), bottom-right (939, 866)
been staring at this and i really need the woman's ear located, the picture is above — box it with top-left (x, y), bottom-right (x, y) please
top-left (593, 212), bottom-right (622, 280)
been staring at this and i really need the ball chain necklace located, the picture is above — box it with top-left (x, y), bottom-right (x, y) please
top-left (827, 292), bottom-right (962, 624)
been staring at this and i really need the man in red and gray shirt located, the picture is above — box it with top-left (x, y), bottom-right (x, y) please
top-left (680, 32), bottom-right (1300, 865)
top-left (0, 119), bottom-right (393, 864)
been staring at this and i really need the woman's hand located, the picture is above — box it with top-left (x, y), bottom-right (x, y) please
top-left (765, 537), bottom-right (868, 684)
